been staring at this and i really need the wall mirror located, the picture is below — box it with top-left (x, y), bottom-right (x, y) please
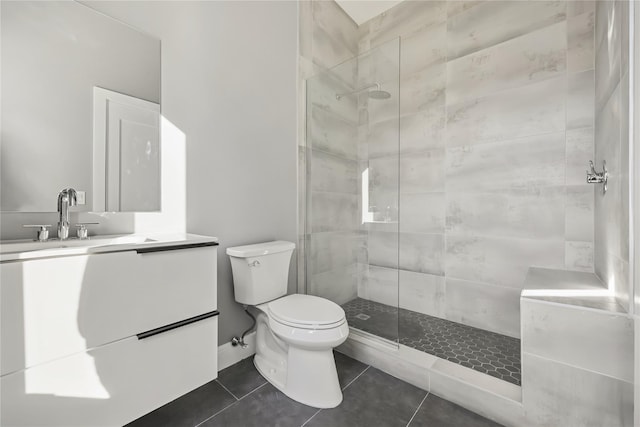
top-left (1, 1), bottom-right (161, 213)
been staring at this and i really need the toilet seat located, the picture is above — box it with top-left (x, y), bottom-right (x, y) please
top-left (266, 294), bottom-right (346, 330)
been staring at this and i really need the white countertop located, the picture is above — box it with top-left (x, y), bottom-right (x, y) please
top-left (0, 233), bottom-right (218, 262)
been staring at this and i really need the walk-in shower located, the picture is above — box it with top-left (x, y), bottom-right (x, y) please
top-left (303, 0), bottom-right (617, 390)
top-left (303, 33), bottom-right (526, 386)
top-left (299, 0), bottom-right (633, 424)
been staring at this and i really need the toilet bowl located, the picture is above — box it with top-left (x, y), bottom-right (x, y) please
top-left (254, 294), bottom-right (349, 408)
top-left (226, 241), bottom-right (349, 408)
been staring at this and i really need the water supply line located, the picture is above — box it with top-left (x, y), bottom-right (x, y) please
top-left (231, 305), bottom-right (256, 348)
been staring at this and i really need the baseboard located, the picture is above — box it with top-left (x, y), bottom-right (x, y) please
top-left (217, 331), bottom-right (256, 371)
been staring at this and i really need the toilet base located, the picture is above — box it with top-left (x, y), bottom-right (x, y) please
top-left (253, 313), bottom-right (344, 408)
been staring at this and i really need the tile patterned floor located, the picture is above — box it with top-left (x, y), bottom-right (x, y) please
top-left (342, 298), bottom-right (522, 386)
top-left (127, 352), bottom-right (503, 427)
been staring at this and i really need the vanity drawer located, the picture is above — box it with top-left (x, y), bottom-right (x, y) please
top-left (1, 314), bottom-right (218, 427)
top-left (1, 246), bottom-right (217, 375)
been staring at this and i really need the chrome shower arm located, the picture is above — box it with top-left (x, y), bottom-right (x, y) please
top-left (336, 83), bottom-right (380, 100)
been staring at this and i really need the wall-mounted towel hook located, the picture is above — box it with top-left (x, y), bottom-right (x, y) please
top-left (586, 160), bottom-right (607, 194)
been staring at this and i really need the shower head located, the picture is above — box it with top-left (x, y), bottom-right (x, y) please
top-left (336, 83), bottom-right (390, 101)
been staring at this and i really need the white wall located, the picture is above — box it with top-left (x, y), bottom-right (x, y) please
top-left (4, 1), bottom-right (299, 346)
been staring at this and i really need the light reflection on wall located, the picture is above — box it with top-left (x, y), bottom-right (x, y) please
top-left (132, 116), bottom-right (186, 234)
top-left (361, 168), bottom-right (374, 224)
top-left (522, 288), bottom-right (612, 298)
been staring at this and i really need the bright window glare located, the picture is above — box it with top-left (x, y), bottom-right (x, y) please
top-left (22, 257), bottom-right (109, 399)
top-left (362, 168), bottom-right (374, 224)
top-left (522, 288), bottom-right (612, 297)
top-left (25, 353), bottom-right (110, 399)
top-left (133, 115), bottom-right (186, 234)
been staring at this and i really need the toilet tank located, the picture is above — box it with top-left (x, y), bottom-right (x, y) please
top-left (226, 241), bottom-right (295, 305)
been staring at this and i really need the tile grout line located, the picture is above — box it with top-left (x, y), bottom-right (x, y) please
top-left (300, 409), bottom-right (322, 427)
top-left (300, 364), bottom-right (371, 427)
top-left (215, 379), bottom-right (239, 401)
top-left (200, 364), bottom-right (372, 427)
top-left (405, 391), bottom-right (430, 427)
top-left (234, 380), bottom-right (268, 400)
top-left (194, 382), bottom-right (268, 427)
top-left (341, 365), bottom-right (371, 391)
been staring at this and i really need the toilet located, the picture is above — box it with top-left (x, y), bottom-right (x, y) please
top-left (226, 241), bottom-right (349, 408)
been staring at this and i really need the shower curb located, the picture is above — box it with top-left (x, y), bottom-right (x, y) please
top-left (336, 330), bottom-right (524, 427)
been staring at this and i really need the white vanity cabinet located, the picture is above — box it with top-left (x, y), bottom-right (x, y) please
top-left (0, 237), bottom-right (219, 426)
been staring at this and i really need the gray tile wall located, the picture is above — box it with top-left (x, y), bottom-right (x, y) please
top-left (594, 0), bottom-right (631, 312)
top-left (299, 0), bottom-right (633, 339)
top-left (356, 0), bottom-right (597, 338)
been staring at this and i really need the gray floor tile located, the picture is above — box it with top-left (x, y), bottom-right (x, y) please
top-left (409, 394), bottom-right (504, 427)
top-left (217, 356), bottom-right (267, 398)
top-left (306, 368), bottom-right (427, 427)
top-left (125, 380), bottom-right (236, 427)
top-left (334, 350), bottom-right (368, 389)
top-left (342, 298), bottom-right (522, 385)
top-left (200, 383), bottom-right (318, 427)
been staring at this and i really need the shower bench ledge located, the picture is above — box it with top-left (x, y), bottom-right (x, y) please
top-left (519, 267), bottom-right (633, 426)
top-left (521, 267), bottom-right (625, 313)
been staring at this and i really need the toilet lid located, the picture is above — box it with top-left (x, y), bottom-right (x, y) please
top-left (267, 294), bottom-right (345, 329)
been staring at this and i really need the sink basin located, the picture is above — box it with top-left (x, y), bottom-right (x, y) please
top-left (0, 234), bottom-right (157, 255)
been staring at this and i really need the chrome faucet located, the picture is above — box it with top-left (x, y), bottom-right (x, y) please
top-left (57, 188), bottom-right (78, 240)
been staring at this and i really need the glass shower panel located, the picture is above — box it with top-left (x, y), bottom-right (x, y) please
top-left (305, 38), bottom-right (400, 345)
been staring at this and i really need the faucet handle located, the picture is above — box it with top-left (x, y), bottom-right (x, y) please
top-left (23, 225), bottom-right (52, 242)
top-left (586, 160), bottom-right (608, 194)
top-left (74, 223), bottom-right (99, 240)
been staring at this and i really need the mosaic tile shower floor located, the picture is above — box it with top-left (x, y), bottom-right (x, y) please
top-left (341, 298), bottom-right (521, 386)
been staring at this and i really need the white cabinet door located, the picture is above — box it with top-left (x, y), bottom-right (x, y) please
top-left (1, 316), bottom-right (218, 427)
top-left (93, 87), bottom-right (160, 212)
top-left (1, 246), bottom-right (217, 375)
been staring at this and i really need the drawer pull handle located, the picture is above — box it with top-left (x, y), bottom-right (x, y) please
top-left (136, 241), bottom-right (219, 254)
top-left (137, 310), bottom-right (219, 340)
